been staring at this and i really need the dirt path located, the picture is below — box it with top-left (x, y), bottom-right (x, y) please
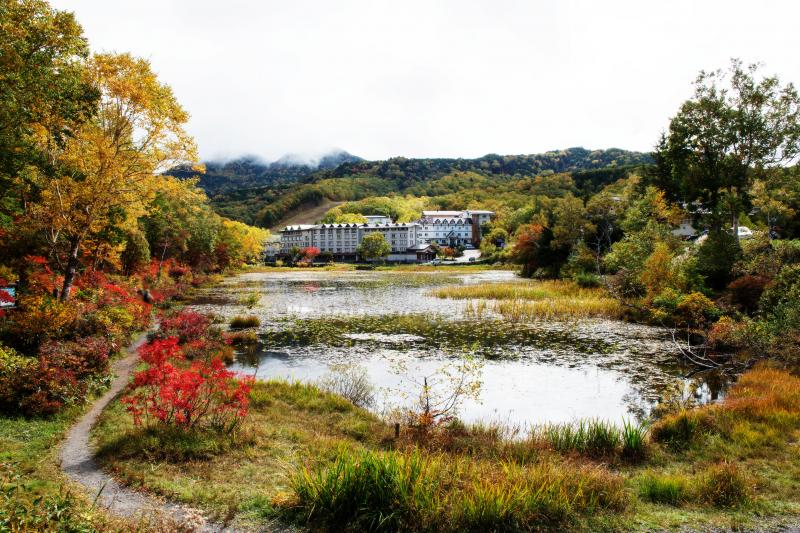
top-left (59, 331), bottom-right (226, 531)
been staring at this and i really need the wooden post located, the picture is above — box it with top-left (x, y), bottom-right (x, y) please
top-left (394, 422), bottom-right (400, 439)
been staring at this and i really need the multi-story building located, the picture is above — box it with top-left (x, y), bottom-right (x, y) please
top-left (278, 209), bottom-right (494, 262)
top-left (418, 210), bottom-right (494, 246)
top-left (279, 221), bottom-right (423, 261)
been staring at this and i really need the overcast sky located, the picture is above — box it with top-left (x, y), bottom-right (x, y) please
top-left (52, 0), bottom-right (800, 163)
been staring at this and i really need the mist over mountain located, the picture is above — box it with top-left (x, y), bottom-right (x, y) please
top-left (169, 149), bottom-right (363, 195)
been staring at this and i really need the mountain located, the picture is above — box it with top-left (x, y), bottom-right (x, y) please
top-left (179, 147), bottom-right (653, 228)
top-left (169, 150), bottom-right (362, 196)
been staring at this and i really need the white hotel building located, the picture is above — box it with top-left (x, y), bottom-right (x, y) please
top-left (278, 209), bottom-right (493, 262)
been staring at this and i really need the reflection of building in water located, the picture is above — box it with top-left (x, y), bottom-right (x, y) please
top-left (274, 209), bottom-right (494, 263)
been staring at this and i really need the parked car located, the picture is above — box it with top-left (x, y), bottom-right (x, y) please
top-left (468, 257), bottom-right (476, 262)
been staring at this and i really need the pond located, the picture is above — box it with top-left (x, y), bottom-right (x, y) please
top-left (191, 269), bottom-right (729, 428)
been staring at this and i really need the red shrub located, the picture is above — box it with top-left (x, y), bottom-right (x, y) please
top-left (728, 275), bottom-right (770, 314)
top-left (168, 265), bottom-right (190, 280)
top-left (74, 269), bottom-right (109, 291)
top-left (38, 336), bottom-right (112, 379)
top-left (158, 310), bottom-right (212, 344)
top-left (0, 357), bottom-right (85, 417)
top-left (123, 336), bottom-right (251, 431)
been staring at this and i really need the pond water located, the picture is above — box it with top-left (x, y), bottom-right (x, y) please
top-left (191, 270), bottom-right (729, 428)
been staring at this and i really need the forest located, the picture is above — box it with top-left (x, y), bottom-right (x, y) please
top-left (185, 147), bottom-right (651, 227)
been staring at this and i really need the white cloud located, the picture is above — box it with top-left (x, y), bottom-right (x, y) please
top-left (51, 0), bottom-right (800, 161)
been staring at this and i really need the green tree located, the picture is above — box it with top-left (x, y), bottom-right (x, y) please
top-left (656, 59), bottom-right (800, 239)
top-left (357, 233), bottom-right (391, 262)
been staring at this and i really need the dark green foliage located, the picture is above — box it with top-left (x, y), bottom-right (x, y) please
top-left (121, 230), bottom-right (151, 276)
top-left (696, 231), bottom-right (741, 290)
top-left (574, 272), bottom-right (601, 288)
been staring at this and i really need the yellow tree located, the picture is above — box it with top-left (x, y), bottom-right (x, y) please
top-left (30, 53), bottom-right (197, 300)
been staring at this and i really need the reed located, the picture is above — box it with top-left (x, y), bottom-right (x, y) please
top-left (531, 419), bottom-right (647, 458)
top-left (432, 280), bottom-right (623, 320)
top-left (230, 315), bottom-right (261, 329)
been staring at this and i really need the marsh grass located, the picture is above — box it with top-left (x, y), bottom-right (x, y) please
top-left (531, 419), bottom-right (647, 458)
top-left (432, 280), bottom-right (623, 320)
top-left (700, 462), bottom-right (751, 508)
top-left (226, 329), bottom-right (260, 346)
top-left (289, 448), bottom-right (627, 532)
top-left (91, 364), bottom-right (800, 530)
top-left (638, 473), bottom-right (690, 505)
top-left (230, 315), bottom-right (261, 329)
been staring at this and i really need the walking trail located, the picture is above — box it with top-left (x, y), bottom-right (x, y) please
top-left (59, 331), bottom-right (227, 531)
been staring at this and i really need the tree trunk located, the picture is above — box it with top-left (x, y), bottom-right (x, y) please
top-left (60, 237), bottom-right (81, 302)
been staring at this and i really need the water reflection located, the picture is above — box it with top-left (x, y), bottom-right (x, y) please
top-left (192, 270), bottom-right (730, 427)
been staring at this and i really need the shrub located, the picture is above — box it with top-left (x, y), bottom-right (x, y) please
top-left (319, 364), bottom-right (375, 409)
top-left (574, 272), bottom-right (602, 288)
top-left (697, 231), bottom-right (741, 290)
top-left (7, 295), bottom-right (81, 350)
top-left (38, 336), bottom-right (112, 380)
top-left (122, 337), bottom-right (252, 432)
top-left (700, 462), bottom-right (750, 507)
top-left (727, 275), bottom-right (769, 314)
top-left (158, 310), bottom-right (212, 343)
top-left (674, 292), bottom-right (720, 329)
top-left (638, 473), bottom-right (689, 506)
top-left (230, 315), bottom-right (260, 329)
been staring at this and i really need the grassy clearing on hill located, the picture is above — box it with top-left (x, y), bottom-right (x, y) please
top-left (432, 279), bottom-right (624, 320)
top-left (92, 365), bottom-right (800, 531)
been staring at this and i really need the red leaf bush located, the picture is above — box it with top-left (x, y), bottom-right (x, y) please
top-left (122, 336), bottom-right (252, 432)
top-left (158, 310), bottom-right (212, 344)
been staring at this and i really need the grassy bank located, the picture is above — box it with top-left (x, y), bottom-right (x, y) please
top-left (91, 364), bottom-right (800, 531)
top-left (432, 279), bottom-right (624, 320)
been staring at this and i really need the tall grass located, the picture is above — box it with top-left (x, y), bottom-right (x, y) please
top-left (432, 280), bottom-right (623, 320)
top-left (638, 473), bottom-right (689, 506)
top-left (529, 419), bottom-right (648, 459)
top-left (230, 315), bottom-right (261, 329)
top-left (289, 448), bottom-right (628, 531)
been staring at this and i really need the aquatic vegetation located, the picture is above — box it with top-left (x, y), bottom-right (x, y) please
top-left (230, 315), bottom-right (261, 329)
top-left (432, 280), bottom-right (623, 319)
top-left (264, 313), bottom-right (612, 358)
top-left (238, 291), bottom-right (261, 308)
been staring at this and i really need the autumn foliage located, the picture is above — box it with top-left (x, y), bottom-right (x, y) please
top-left (122, 336), bottom-right (252, 432)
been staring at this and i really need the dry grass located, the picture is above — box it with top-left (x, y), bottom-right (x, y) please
top-left (433, 280), bottom-right (623, 320)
